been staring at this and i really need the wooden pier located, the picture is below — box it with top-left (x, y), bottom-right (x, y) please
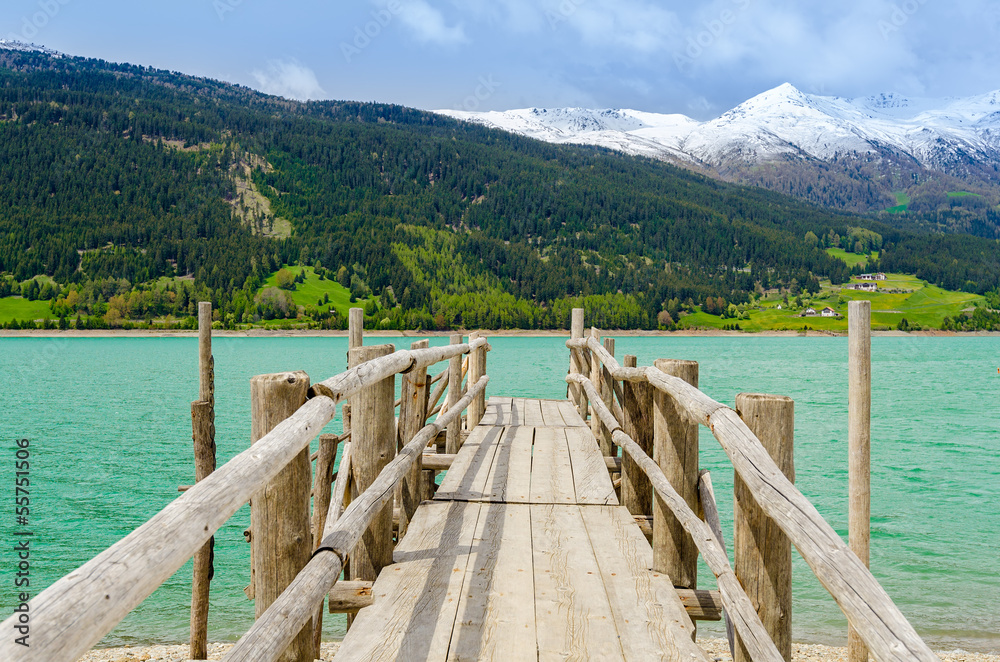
top-left (0, 308), bottom-right (942, 662)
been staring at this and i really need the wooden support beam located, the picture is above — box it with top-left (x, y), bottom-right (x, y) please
top-left (735, 393), bottom-right (794, 662)
top-left (849, 300), bottom-right (873, 662)
top-left (189, 399), bottom-right (215, 660)
top-left (700, 470), bottom-right (736, 657)
top-left (397, 339), bottom-right (430, 539)
top-left (348, 308), bottom-right (363, 349)
top-left (621, 355), bottom-right (654, 519)
top-left (250, 371), bottom-right (315, 662)
top-left (653, 359), bottom-right (700, 591)
top-left (327, 581), bottom-right (374, 613)
top-left (310, 433), bottom-right (339, 654)
top-left (569, 308), bottom-right (587, 417)
top-left (595, 337), bottom-right (616, 457)
top-left (420, 453), bottom-right (456, 471)
top-left (467, 332), bottom-right (486, 429)
top-left (347, 345), bottom-right (396, 584)
top-left (445, 334), bottom-right (463, 454)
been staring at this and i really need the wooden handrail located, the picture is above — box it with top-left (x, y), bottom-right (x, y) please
top-left (568, 373), bottom-right (783, 662)
top-left (223, 376), bottom-right (490, 662)
top-left (569, 336), bottom-right (940, 662)
top-left (0, 341), bottom-right (488, 662)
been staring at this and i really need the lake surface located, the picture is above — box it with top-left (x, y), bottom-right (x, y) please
top-left (1, 335), bottom-right (997, 652)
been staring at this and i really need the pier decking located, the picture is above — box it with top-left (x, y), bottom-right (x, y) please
top-left (336, 397), bottom-right (702, 661)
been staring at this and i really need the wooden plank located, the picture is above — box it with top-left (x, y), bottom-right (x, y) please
top-left (556, 399), bottom-right (587, 427)
top-left (333, 501), bottom-right (483, 662)
top-left (484, 426), bottom-right (534, 504)
top-left (579, 506), bottom-right (709, 662)
top-left (434, 425), bottom-right (504, 502)
top-left (530, 427), bottom-right (576, 505)
top-left (539, 399), bottom-right (567, 427)
top-left (532, 504), bottom-right (626, 661)
top-left (522, 399), bottom-right (545, 426)
top-left (447, 503), bottom-right (536, 662)
top-left (565, 427), bottom-right (619, 506)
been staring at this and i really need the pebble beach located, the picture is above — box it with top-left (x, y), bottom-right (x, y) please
top-left (77, 639), bottom-right (1000, 661)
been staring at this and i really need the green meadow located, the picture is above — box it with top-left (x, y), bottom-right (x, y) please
top-left (259, 266), bottom-right (376, 318)
top-left (681, 273), bottom-right (982, 332)
top-left (886, 190), bottom-right (910, 213)
top-left (0, 298), bottom-right (56, 324)
top-left (825, 248), bottom-right (878, 269)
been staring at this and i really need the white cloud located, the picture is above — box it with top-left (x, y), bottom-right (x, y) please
top-left (372, 0), bottom-right (467, 46)
top-left (251, 60), bottom-right (325, 101)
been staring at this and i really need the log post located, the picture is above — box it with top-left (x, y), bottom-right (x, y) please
top-left (445, 334), bottom-right (463, 454)
top-left (597, 338), bottom-right (616, 457)
top-left (310, 433), bottom-right (339, 654)
top-left (589, 328), bottom-right (602, 441)
top-left (250, 371), bottom-right (314, 662)
top-left (467, 332), bottom-right (486, 430)
top-left (398, 339), bottom-right (430, 538)
top-left (734, 393), bottom-right (794, 662)
top-left (188, 402), bottom-right (215, 660)
top-left (347, 344), bottom-right (396, 583)
top-left (621, 355), bottom-right (654, 518)
top-left (848, 300), bottom-right (872, 662)
top-left (348, 307), bottom-right (363, 349)
top-left (570, 308), bottom-right (587, 418)
top-left (189, 301), bottom-right (215, 660)
top-left (652, 359), bottom-right (700, 590)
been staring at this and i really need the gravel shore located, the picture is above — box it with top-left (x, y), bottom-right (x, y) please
top-left (77, 639), bottom-right (999, 661)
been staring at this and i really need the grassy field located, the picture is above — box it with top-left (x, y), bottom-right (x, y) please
top-left (947, 191), bottom-right (981, 198)
top-left (886, 190), bottom-right (911, 213)
top-left (826, 248), bottom-right (878, 269)
top-left (0, 297), bottom-right (56, 324)
top-left (260, 266), bottom-right (376, 317)
top-left (680, 273), bottom-right (982, 332)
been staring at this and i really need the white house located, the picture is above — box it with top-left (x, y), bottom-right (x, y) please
top-left (857, 273), bottom-right (886, 281)
top-left (821, 307), bottom-right (837, 317)
top-left (803, 307), bottom-right (818, 317)
top-left (850, 282), bottom-right (878, 292)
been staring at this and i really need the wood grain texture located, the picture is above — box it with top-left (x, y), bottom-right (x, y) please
top-left (622, 356), bottom-right (654, 518)
top-left (570, 308), bottom-right (587, 418)
top-left (250, 371), bottom-right (315, 662)
top-left (398, 339), bottom-right (431, 539)
top-left (189, 399), bottom-right (216, 660)
top-left (565, 426), bottom-right (619, 506)
top-left (849, 300), bottom-right (872, 662)
top-left (530, 427), bottom-right (576, 504)
top-left (652, 359), bottom-right (700, 590)
top-left (347, 345), bottom-right (396, 584)
top-left (310, 433), bottom-right (339, 654)
top-left (734, 394), bottom-right (794, 662)
top-left (700, 470), bottom-right (735, 654)
top-left (446, 335), bottom-right (464, 454)
top-left (348, 308), bottom-right (363, 349)
top-left (467, 332), bottom-right (486, 429)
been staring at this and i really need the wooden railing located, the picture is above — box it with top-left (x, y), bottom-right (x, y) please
top-left (0, 325), bottom-right (490, 662)
top-left (565, 308), bottom-right (939, 662)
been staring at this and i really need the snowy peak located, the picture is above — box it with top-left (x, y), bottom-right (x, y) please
top-left (434, 84), bottom-right (1000, 171)
top-left (0, 39), bottom-right (63, 57)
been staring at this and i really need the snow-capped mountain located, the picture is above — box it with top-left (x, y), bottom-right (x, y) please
top-left (437, 84), bottom-right (1000, 171)
top-left (435, 84), bottom-right (1000, 213)
top-left (0, 39), bottom-right (63, 58)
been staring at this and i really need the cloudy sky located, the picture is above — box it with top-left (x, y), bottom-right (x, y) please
top-left (3, 0), bottom-right (998, 118)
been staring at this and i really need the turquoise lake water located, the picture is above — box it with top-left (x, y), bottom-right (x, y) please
top-left (1, 336), bottom-right (997, 652)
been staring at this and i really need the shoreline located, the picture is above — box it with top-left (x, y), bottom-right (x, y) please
top-left (3, 328), bottom-right (999, 339)
top-left (77, 638), bottom-right (1000, 661)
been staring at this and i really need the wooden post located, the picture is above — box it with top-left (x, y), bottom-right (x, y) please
top-left (398, 339), bottom-right (430, 538)
top-left (445, 334), bottom-right (463, 454)
top-left (467, 332), bottom-right (486, 429)
top-left (348, 307), bottom-right (363, 349)
top-left (250, 371), bottom-right (314, 662)
top-left (621, 355), bottom-right (654, 518)
top-left (347, 344), bottom-right (396, 583)
top-left (848, 300), bottom-right (872, 662)
top-left (189, 301), bottom-right (215, 660)
top-left (652, 359), bottom-right (700, 590)
top-left (310, 433), bottom-right (339, 654)
top-left (589, 328), bottom-right (603, 441)
top-left (198, 302), bottom-right (213, 404)
top-left (597, 338), bottom-right (616, 457)
top-left (188, 402), bottom-right (215, 660)
top-left (570, 308), bottom-right (587, 418)
top-left (734, 393), bottom-right (794, 662)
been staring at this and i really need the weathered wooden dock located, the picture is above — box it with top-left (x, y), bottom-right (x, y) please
top-left (335, 397), bottom-right (709, 661)
top-left (1, 307), bottom-right (942, 662)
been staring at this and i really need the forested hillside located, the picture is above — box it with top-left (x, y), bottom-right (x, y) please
top-left (2, 48), bottom-right (998, 330)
